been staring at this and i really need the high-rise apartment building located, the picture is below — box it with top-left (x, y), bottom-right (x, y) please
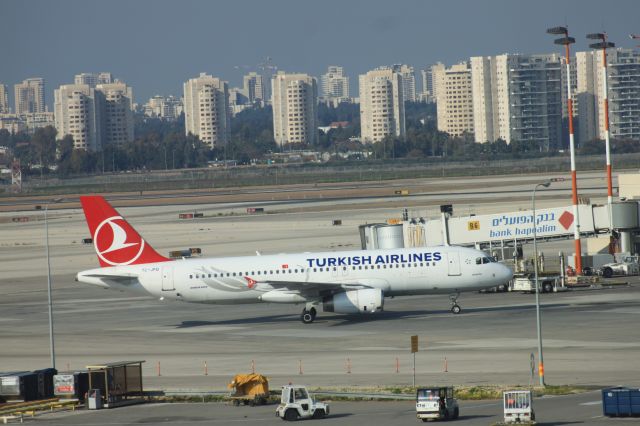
top-left (96, 82), bottom-right (134, 147)
top-left (15, 78), bottom-right (45, 114)
top-left (243, 72), bottom-right (265, 104)
top-left (0, 84), bottom-right (9, 113)
top-left (54, 80), bottom-right (134, 150)
top-left (433, 62), bottom-right (474, 137)
top-left (74, 72), bottom-right (113, 88)
top-left (576, 48), bottom-right (640, 142)
top-left (575, 51), bottom-right (599, 144)
top-left (54, 84), bottom-right (102, 150)
top-left (271, 72), bottom-right (318, 146)
top-left (321, 66), bottom-right (350, 104)
top-left (391, 64), bottom-right (416, 103)
top-left (183, 73), bottom-right (230, 148)
top-left (607, 49), bottom-right (640, 140)
top-left (144, 95), bottom-right (183, 120)
top-left (471, 54), bottom-right (563, 150)
top-left (359, 68), bottom-right (406, 143)
top-left (420, 65), bottom-right (438, 103)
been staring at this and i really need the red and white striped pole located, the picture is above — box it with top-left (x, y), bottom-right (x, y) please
top-left (548, 26), bottom-right (582, 275)
top-left (564, 34), bottom-right (582, 275)
top-left (602, 44), bottom-right (612, 211)
top-left (587, 33), bottom-right (615, 230)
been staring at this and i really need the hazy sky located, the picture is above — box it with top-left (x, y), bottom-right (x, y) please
top-left (2, 0), bottom-right (639, 107)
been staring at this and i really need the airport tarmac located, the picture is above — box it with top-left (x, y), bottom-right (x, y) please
top-left (33, 391), bottom-right (628, 426)
top-left (1, 172), bottom-right (638, 397)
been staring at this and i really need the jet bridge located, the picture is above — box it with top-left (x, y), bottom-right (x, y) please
top-left (362, 201), bottom-right (640, 257)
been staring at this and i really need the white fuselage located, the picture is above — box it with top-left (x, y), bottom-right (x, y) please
top-left (77, 245), bottom-right (512, 306)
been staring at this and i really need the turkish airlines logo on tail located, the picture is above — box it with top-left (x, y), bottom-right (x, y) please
top-left (94, 216), bottom-right (145, 266)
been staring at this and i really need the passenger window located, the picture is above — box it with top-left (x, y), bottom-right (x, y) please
top-left (289, 270), bottom-right (292, 273)
top-left (343, 267), bottom-right (347, 271)
top-left (333, 267), bottom-right (337, 271)
top-left (313, 268), bottom-right (317, 272)
top-left (276, 270), bottom-right (279, 274)
top-left (208, 274), bottom-right (211, 278)
top-left (189, 275), bottom-right (193, 279)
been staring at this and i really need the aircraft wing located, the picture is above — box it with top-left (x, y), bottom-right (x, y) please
top-left (77, 272), bottom-right (139, 285)
top-left (253, 278), bottom-right (377, 298)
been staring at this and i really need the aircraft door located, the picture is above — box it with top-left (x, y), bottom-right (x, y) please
top-left (161, 266), bottom-right (175, 291)
top-left (447, 252), bottom-right (461, 276)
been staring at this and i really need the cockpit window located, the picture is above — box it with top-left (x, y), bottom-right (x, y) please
top-left (477, 257), bottom-right (495, 264)
top-left (476, 257), bottom-right (482, 265)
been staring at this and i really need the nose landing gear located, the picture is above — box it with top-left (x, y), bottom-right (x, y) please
top-left (449, 293), bottom-right (462, 314)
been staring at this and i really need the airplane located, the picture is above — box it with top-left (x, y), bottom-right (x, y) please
top-left (76, 196), bottom-right (513, 324)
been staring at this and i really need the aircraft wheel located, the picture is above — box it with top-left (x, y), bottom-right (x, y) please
top-left (451, 304), bottom-right (462, 314)
top-left (301, 309), bottom-right (314, 324)
top-left (309, 307), bottom-right (317, 320)
top-left (602, 267), bottom-right (613, 278)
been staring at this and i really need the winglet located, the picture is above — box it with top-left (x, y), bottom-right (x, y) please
top-left (79, 196), bottom-right (171, 267)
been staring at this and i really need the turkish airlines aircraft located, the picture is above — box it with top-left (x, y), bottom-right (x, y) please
top-left (76, 196), bottom-right (513, 323)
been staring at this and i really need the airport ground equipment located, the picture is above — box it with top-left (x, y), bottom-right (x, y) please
top-left (53, 371), bottom-right (89, 402)
top-left (598, 254), bottom-right (640, 278)
top-left (227, 374), bottom-right (269, 406)
top-left (85, 361), bottom-right (144, 408)
top-left (602, 387), bottom-right (640, 417)
top-left (275, 385), bottom-right (329, 421)
top-left (503, 390), bottom-right (535, 424)
top-left (509, 274), bottom-right (562, 293)
top-left (415, 387), bottom-right (459, 421)
top-left (0, 369), bottom-right (57, 402)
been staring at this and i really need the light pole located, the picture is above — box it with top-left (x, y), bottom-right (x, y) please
top-left (45, 197), bottom-right (63, 369)
top-left (532, 182), bottom-right (551, 386)
top-left (587, 32), bottom-right (615, 231)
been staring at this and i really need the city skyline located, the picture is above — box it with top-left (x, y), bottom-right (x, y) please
top-left (2, 0), bottom-right (639, 108)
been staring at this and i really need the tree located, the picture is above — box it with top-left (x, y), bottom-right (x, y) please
top-left (56, 135), bottom-right (75, 177)
top-left (31, 126), bottom-right (57, 169)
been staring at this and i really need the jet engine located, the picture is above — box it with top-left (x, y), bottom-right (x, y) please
top-left (323, 288), bottom-right (384, 314)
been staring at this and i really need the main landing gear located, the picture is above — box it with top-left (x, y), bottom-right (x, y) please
top-left (301, 307), bottom-right (317, 324)
top-left (449, 293), bottom-right (462, 314)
